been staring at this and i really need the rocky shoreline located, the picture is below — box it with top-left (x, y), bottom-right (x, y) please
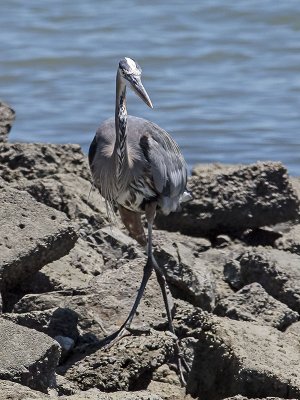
top-left (1, 101), bottom-right (300, 399)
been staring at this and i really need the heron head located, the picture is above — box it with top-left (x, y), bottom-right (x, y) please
top-left (118, 57), bottom-right (153, 108)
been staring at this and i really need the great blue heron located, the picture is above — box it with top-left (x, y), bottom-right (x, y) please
top-left (89, 57), bottom-right (191, 381)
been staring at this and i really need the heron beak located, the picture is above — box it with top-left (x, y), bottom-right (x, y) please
top-left (131, 77), bottom-right (153, 109)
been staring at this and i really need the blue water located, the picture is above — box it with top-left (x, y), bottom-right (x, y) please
top-left (1, 1), bottom-right (300, 174)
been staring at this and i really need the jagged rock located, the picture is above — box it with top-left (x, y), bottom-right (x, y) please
top-left (147, 380), bottom-right (192, 400)
top-left (184, 312), bottom-right (300, 399)
top-left (225, 248), bottom-right (300, 313)
top-left (64, 331), bottom-right (175, 392)
top-left (15, 173), bottom-right (107, 223)
top-left (13, 257), bottom-right (166, 341)
top-left (0, 380), bottom-right (50, 400)
top-left (0, 381), bottom-right (164, 400)
top-left (55, 335), bottom-right (75, 360)
top-left (0, 142), bottom-right (90, 183)
top-left (223, 397), bottom-right (296, 400)
top-left (154, 238), bottom-right (216, 311)
top-left (0, 319), bottom-right (60, 392)
top-left (60, 389), bottom-right (164, 399)
top-left (156, 162), bottom-right (299, 235)
top-left (275, 224), bottom-right (300, 255)
top-left (214, 282), bottom-right (299, 330)
top-left (20, 238), bottom-right (105, 293)
top-left (1, 307), bottom-right (79, 341)
top-left (0, 185), bottom-right (77, 293)
top-left (285, 320), bottom-right (300, 337)
top-left (155, 241), bottom-right (242, 309)
top-left (0, 101), bottom-right (15, 142)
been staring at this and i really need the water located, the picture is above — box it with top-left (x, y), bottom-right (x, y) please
top-left (1, 1), bottom-right (300, 174)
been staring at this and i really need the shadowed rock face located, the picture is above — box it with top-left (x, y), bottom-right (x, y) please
top-left (0, 185), bottom-right (77, 293)
top-left (0, 319), bottom-right (60, 393)
top-left (3, 135), bottom-right (300, 399)
top-left (185, 312), bottom-right (300, 399)
top-left (156, 162), bottom-right (299, 235)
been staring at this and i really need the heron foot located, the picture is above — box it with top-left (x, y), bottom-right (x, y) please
top-left (99, 325), bottom-right (151, 350)
top-left (99, 326), bottom-right (131, 350)
top-left (173, 339), bottom-right (190, 387)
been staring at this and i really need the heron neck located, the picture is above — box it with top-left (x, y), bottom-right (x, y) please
top-left (114, 71), bottom-right (128, 161)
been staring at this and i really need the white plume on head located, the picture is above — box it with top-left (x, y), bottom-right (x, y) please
top-left (124, 57), bottom-right (136, 70)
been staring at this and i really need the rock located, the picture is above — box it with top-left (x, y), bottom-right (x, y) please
top-left (64, 331), bottom-right (175, 392)
top-left (0, 101), bottom-right (15, 142)
top-left (20, 238), bottom-right (105, 293)
top-left (227, 248), bottom-right (300, 313)
top-left (0, 319), bottom-right (60, 392)
top-left (55, 335), bottom-right (75, 360)
top-left (240, 227), bottom-right (282, 247)
top-left (154, 238), bottom-right (216, 311)
top-left (0, 142), bottom-right (90, 183)
top-left (275, 224), bottom-right (300, 255)
top-left (60, 389), bottom-right (164, 400)
top-left (55, 373), bottom-right (79, 396)
top-left (156, 162), bottom-right (299, 235)
top-left (291, 176), bottom-right (300, 207)
top-left (285, 320), bottom-right (300, 337)
top-left (155, 239), bottom-right (242, 309)
top-left (0, 380), bottom-right (50, 400)
top-left (13, 257), bottom-right (166, 341)
top-left (191, 162), bottom-right (234, 177)
top-left (223, 397), bottom-right (296, 400)
top-left (198, 246), bottom-right (243, 303)
top-left (1, 307), bottom-right (79, 341)
top-left (214, 282), bottom-right (299, 330)
top-left (214, 234), bottom-right (232, 248)
top-left (185, 313), bottom-right (300, 399)
top-left (16, 173), bottom-right (107, 223)
top-left (147, 380), bottom-right (192, 400)
top-left (0, 185), bottom-right (77, 293)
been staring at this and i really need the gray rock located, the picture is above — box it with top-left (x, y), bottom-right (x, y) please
top-left (13, 257), bottom-right (166, 340)
top-left (0, 319), bottom-right (60, 392)
top-left (0, 101), bottom-right (15, 142)
top-left (185, 313), bottom-right (300, 399)
top-left (60, 389), bottom-right (163, 400)
top-left (235, 248), bottom-right (300, 313)
top-left (155, 239), bottom-right (242, 309)
top-left (223, 397), bottom-right (296, 400)
top-left (199, 246), bottom-right (243, 303)
top-left (64, 331), bottom-right (175, 392)
top-left (291, 176), bottom-right (300, 207)
top-left (0, 185), bottom-right (77, 292)
top-left (154, 238), bottom-right (216, 311)
top-left (0, 380), bottom-right (163, 400)
top-left (147, 380), bottom-right (192, 400)
top-left (214, 282), bottom-right (299, 330)
top-left (275, 224), bottom-right (300, 255)
top-left (55, 335), bottom-right (75, 359)
top-left (1, 307), bottom-right (79, 341)
top-left (285, 320), bottom-right (300, 337)
top-left (0, 380), bottom-right (50, 400)
top-left (156, 162), bottom-right (299, 235)
top-left (20, 238), bottom-right (105, 293)
top-left (16, 173), bottom-right (107, 223)
top-left (0, 142), bottom-right (90, 183)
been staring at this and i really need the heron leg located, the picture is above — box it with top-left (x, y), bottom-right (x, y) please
top-left (145, 203), bottom-right (189, 386)
top-left (100, 256), bottom-right (153, 349)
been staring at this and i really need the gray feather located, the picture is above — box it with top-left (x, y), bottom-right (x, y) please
top-left (89, 115), bottom-right (188, 215)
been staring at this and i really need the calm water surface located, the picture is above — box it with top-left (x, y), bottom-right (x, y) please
top-left (1, 1), bottom-right (300, 174)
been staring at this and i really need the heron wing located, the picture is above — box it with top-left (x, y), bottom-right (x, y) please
top-left (133, 119), bottom-right (188, 213)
